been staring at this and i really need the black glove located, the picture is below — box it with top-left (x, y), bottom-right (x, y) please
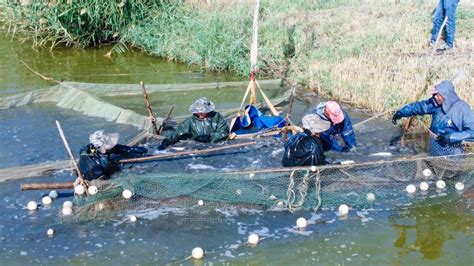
top-left (392, 111), bottom-right (403, 125)
top-left (436, 133), bottom-right (451, 145)
top-left (194, 135), bottom-right (211, 143)
top-left (157, 138), bottom-right (171, 150)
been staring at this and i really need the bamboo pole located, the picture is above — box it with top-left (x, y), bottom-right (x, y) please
top-left (21, 183), bottom-right (74, 191)
top-left (20, 60), bottom-right (61, 84)
top-left (141, 81), bottom-right (160, 136)
top-left (55, 121), bottom-right (87, 192)
top-left (119, 141), bottom-right (256, 163)
top-left (157, 105), bottom-right (174, 135)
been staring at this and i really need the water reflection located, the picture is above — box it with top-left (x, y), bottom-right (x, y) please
top-left (390, 193), bottom-right (473, 260)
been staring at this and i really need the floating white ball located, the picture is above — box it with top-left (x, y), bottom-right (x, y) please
top-left (249, 173), bottom-right (255, 178)
top-left (338, 204), bottom-right (349, 216)
top-left (74, 185), bottom-right (85, 195)
top-left (406, 184), bottom-right (416, 194)
top-left (192, 247), bottom-right (204, 259)
top-left (122, 189), bottom-right (133, 199)
top-left (310, 165), bottom-right (317, 172)
top-left (422, 168), bottom-right (432, 177)
top-left (276, 201), bottom-right (285, 207)
top-left (248, 233), bottom-right (259, 245)
top-left (62, 206), bottom-right (73, 216)
top-left (42, 196), bottom-right (52, 205)
top-left (366, 193), bottom-right (375, 201)
top-left (419, 181), bottom-right (429, 191)
top-left (63, 201), bottom-right (73, 208)
top-left (48, 190), bottom-right (58, 199)
top-left (129, 215), bottom-right (137, 222)
top-left (27, 201), bottom-right (37, 211)
top-left (269, 194), bottom-right (277, 200)
top-left (455, 182), bottom-right (464, 191)
top-left (197, 200), bottom-right (204, 206)
top-left (47, 229), bottom-right (54, 236)
top-left (436, 180), bottom-right (446, 189)
top-left (235, 189), bottom-right (242, 196)
top-left (296, 217), bottom-right (307, 229)
top-left (88, 186), bottom-right (98, 195)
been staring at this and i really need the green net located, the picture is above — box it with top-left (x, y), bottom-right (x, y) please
top-left (65, 153), bottom-right (474, 222)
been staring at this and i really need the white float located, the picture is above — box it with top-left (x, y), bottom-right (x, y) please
top-left (310, 165), bottom-right (317, 172)
top-left (338, 204), bottom-right (349, 216)
top-left (197, 200), bottom-right (204, 206)
top-left (42, 196), bottom-right (52, 205)
top-left (269, 195), bottom-right (277, 200)
top-left (248, 233), bottom-right (259, 245)
top-left (422, 168), bottom-right (432, 177)
top-left (47, 229), bottom-right (54, 236)
top-left (419, 182), bottom-right (429, 191)
top-left (296, 217), bottom-right (307, 229)
top-left (48, 190), bottom-right (58, 199)
top-left (122, 189), bottom-right (133, 199)
top-left (276, 201), bottom-right (285, 207)
top-left (235, 189), bottom-right (242, 196)
top-left (88, 186), bottom-right (98, 195)
top-left (436, 180), bottom-right (446, 189)
top-left (62, 206), bottom-right (73, 216)
top-left (74, 185), bottom-right (85, 195)
top-left (249, 173), bottom-right (255, 178)
top-left (27, 201), bottom-right (37, 211)
top-left (366, 193), bottom-right (375, 201)
top-left (192, 247), bottom-right (204, 259)
top-left (63, 201), bottom-right (73, 208)
top-left (130, 215), bottom-right (137, 222)
top-left (455, 182), bottom-right (464, 191)
top-left (406, 184), bottom-right (416, 194)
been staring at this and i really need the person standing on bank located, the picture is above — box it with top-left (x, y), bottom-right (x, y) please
top-left (158, 97), bottom-right (229, 150)
top-left (430, 0), bottom-right (459, 49)
top-left (392, 80), bottom-right (474, 156)
top-left (313, 100), bottom-right (356, 152)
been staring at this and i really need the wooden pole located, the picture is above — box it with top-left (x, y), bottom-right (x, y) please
top-left (119, 141), bottom-right (256, 163)
top-left (55, 121), bottom-right (87, 190)
top-left (141, 81), bottom-right (160, 136)
top-left (21, 183), bottom-right (74, 191)
top-left (157, 104), bottom-right (174, 135)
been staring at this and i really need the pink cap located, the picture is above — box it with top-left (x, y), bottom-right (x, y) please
top-left (430, 86), bottom-right (438, 95)
top-left (325, 101), bottom-right (344, 124)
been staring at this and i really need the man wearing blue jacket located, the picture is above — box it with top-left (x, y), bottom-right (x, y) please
top-left (313, 100), bottom-right (356, 152)
top-left (392, 80), bottom-right (474, 156)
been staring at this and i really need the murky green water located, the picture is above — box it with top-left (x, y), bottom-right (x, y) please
top-left (0, 31), bottom-right (472, 265)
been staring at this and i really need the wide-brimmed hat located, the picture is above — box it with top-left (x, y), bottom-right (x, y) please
top-left (189, 97), bottom-right (215, 114)
top-left (89, 130), bottom-right (119, 153)
top-left (302, 114), bottom-right (331, 134)
top-left (325, 101), bottom-right (344, 124)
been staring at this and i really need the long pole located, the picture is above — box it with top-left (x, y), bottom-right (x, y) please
top-left (55, 120), bottom-right (87, 191)
top-left (141, 81), bottom-right (160, 136)
top-left (157, 105), bottom-right (174, 135)
top-left (119, 141), bottom-right (256, 163)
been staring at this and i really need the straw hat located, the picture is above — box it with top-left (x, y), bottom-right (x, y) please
top-left (189, 97), bottom-right (215, 114)
top-left (302, 114), bottom-right (331, 134)
top-left (89, 130), bottom-right (119, 153)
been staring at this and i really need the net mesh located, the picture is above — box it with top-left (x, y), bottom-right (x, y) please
top-left (65, 153), bottom-right (474, 222)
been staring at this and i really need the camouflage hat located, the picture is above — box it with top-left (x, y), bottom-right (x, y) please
top-left (89, 130), bottom-right (119, 153)
top-left (189, 97), bottom-right (215, 113)
top-left (302, 114), bottom-right (331, 134)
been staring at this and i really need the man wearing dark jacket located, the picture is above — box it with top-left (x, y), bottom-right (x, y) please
top-left (78, 130), bottom-right (148, 180)
top-left (392, 80), bottom-right (474, 156)
top-left (158, 97), bottom-right (229, 150)
top-left (313, 100), bottom-right (356, 152)
top-left (282, 114), bottom-right (330, 167)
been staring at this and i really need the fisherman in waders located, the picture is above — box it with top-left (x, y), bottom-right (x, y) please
top-left (158, 97), bottom-right (229, 150)
top-left (78, 130), bottom-right (148, 180)
top-left (392, 80), bottom-right (474, 156)
top-left (313, 100), bottom-right (356, 152)
top-left (282, 114), bottom-right (330, 167)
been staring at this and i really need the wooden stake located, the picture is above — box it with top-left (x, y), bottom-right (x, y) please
top-left (119, 141), bottom-right (256, 163)
top-left (157, 105), bottom-right (174, 135)
top-left (141, 81), bottom-right (160, 136)
top-left (21, 183), bottom-right (74, 191)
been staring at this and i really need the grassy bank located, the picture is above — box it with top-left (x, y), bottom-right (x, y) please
top-left (1, 0), bottom-right (473, 113)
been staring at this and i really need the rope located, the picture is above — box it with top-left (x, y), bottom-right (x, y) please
top-left (296, 170), bottom-right (309, 208)
top-left (313, 169), bottom-right (322, 213)
top-left (286, 170), bottom-right (296, 213)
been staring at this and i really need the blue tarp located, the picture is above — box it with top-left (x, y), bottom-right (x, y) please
top-left (230, 105), bottom-right (285, 135)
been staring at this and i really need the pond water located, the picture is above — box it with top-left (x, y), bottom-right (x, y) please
top-left (0, 32), bottom-right (472, 265)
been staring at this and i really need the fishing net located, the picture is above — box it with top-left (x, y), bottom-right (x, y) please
top-left (64, 152), bottom-right (474, 222)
